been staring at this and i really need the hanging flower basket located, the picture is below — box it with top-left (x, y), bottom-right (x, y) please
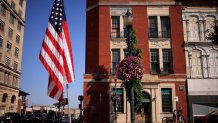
top-left (116, 56), bottom-right (144, 81)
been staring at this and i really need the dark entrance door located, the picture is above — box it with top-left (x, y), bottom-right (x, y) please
top-left (136, 92), bottom-right (151, 123)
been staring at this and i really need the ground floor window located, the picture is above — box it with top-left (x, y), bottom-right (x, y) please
top-left (161, 88), bottom-right (172, 112)
top-left (112, 88), bottom-right (124, 113)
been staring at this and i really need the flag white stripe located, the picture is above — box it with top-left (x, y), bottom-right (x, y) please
top-left (48, 81), bottom-right (55, 96)
top-left (53, 89), bottom-right (63, 100)
top-left (47, 23), bottom-right (63, 48)
top-left (41, 48), bottom-right (64, 87)
top-left (44, 35), bottom-right (64, 66)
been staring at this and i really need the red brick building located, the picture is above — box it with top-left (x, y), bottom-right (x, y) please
top-left (83, 0), bottom-right (218, 123)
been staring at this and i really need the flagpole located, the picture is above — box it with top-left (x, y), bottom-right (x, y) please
top-left (67, 84), bottom-right (72, 123)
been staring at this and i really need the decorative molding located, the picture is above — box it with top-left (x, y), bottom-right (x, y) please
top-left (149, 38), bottom-right (171, 48)
top-left (110, 7), bottom-right (132, 16)
top-left (87, 1), bottom-right (180, 12)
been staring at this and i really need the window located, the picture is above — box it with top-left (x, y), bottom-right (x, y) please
top-left (0, 4), bottom-right (6, 16)
top-left (111, 16), bottom-right (120, 38)
top-left (2, 93), bottom-right (8, 103)
top-left (8, 28), bottom-right (13, 39)
top-left (19, 0), bottom-right (23, 7)
top-left (112, 49), bottom-right (120, 74)
top-left (0, 36), bottom-right (3, 48)
top-left (11, 1), bottom-right (15, 9)
top-left (150, 49), bottom-right (159, 74)
top-left (161, 16), bottom-right (170, 38)
top-left (208, 50), bottom-right (218, 78)
top-left (4, 73), bottom-right (8, 83)
top-left (112, 88), bottom-right (124, 113)
top-left (191, 50), bottom-right (202, 78)
top-left (0, 53), bottom-right (2, 62)
top-left (149, 16), bottom-right (158, 38)
top-left (9, 14), bottom-right (15, 25)
top-left (0, 19), bottom-right (4, 32)
top-left (14, 47), bottom-right (19, 57)
top-left (161, 88), bottom-right (172, 112)
top-left (149, 16), bottom-right (171, 38)
top-left (162, 49), bottom-right (172, 73)
top-left (17, 21), bottom-right (22, 31)
top-left (5, 57), bottom-right (11, 67)
top-left (18, 9), bottom-right (22, 17)
top-left (13, 61), bottom-right (18, 71)
top-left (6, 42), bottom-right (12, 52)
top-left (11, 95), bottom-right (16, 104)
top-left (16, 34), bottom-right (20, 44)
top-left (188, 16), bottom-right (199, 41)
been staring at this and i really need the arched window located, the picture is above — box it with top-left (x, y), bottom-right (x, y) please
top-left (11, 95), bottom-right (16, 104)
top-left (209, 50), bottom-right (218, 77)
top-left (2, 93), bottom-right (8, 103)
top-left (188, 16), bottom-right (199, 41)
top-left (191, 50), bottom-right (202, 78)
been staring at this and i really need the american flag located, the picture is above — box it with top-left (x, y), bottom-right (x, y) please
top-left (39, 0), bottom-right (75, 101)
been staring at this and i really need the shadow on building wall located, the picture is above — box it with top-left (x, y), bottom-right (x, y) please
top-left (84, 65), bottom-right (115, 123)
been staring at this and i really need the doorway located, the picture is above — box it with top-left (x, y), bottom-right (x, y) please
top-left (136, 92), bottom-right (151, 123)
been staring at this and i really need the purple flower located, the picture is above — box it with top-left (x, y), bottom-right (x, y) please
top-left (116, 56), bottom-right (144, 81)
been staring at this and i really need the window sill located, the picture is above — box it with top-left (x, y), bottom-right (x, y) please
top-left (161, 112), bottom-right (173, 114)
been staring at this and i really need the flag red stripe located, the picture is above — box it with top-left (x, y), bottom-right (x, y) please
top-left (62, 21), bottom-right (75, 82)
top-left (46, 28), bottom-right (64, 56)
top-left (42, 41), bottom-right (64, 75)
top-left (39, 55), bottom-right (64, 91)
top-left (48, 77), bottom-right (63, 101)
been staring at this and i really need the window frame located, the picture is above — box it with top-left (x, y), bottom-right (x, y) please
top-left (5, 56), bottom-right (11, 67)
top-left (112, 88), bottom-right (124, 113)
top-left (0, 36), bottom-right (3, 48)
top-left (150, 49), bottom-right (160, 74)
top-left (149, 16), bottom-right (158, 38)
top-left (17, 21), bottom-right (22, 31)
top-left (148, 16), bottom-right (171, 38)
top-left (0, 4), bottom-right (7, 17)
top-left (162, 49), bottom-right (173, 74)
top-left (160, 16), bottom-right (171, 38)
top-left (13, 61), bottom-right (18, 71)
top-left (14, 47), bottom-right (19, 57)
top-left (19, 0), bottom-right (23, 7)
top-left (16, 34), bottom-right (20, 44)
top-left (9, 14), bottom-right (15, 25)
top-left (111, 49), bottom-right (120, 74)
top-left (161, 88), bottom-right (173, 112)
top-left (11, 1), bottom-right (16, 9)
top-left (0, 19), bottom-right (5, 32)
top-left (8, 28), bottom-right (13, 39)
top-left (111, 16), bottom-right (120, 38)
top-left (6, 41), bottom-right (12, 52)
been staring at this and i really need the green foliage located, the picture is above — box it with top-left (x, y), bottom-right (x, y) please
top-left (130, 29), bottom-right (142, 57)
top-left (207, 25), bottom-right (218, 45)
top-left (124, 28), bottom-right (143, 111)
top-left (124, 80), bottom-right (143, 110)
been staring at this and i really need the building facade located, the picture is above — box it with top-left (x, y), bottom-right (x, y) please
top-left (0, 0), bottom-right (26, 115)
top-left (84, 0), bottom-right (188, 123)
top-left (182, 7), bottom-right (218, 123)
top-left (84, 0), bottom-right (218, 123)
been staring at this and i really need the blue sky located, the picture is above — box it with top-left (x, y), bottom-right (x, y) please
top-left (21, 0), bottom-right (86, 108)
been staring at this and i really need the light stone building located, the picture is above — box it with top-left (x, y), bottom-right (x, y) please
top-left (182, 7), bottom-right (218, 123)
top-left (0, 0), bottom-right (26, 115)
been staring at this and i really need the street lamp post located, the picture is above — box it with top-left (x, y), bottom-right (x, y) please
top-left (115, 78), bottom-right (117, 123)
top-left (124, 9), bottom-right (135, 123)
